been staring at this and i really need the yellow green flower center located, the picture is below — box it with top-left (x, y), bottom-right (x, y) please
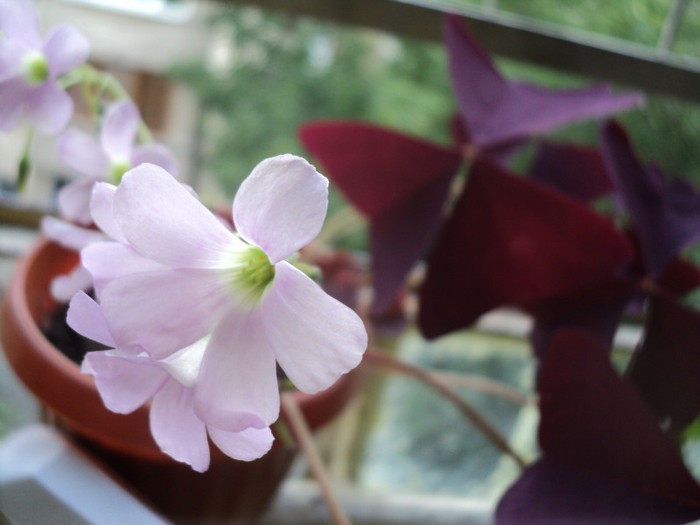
top-left (227, 245), bottom-right (275, 306)
top-left (22, 51), bottom-right (49, 85)
top-left (110, 159), bottom-right (131, 184)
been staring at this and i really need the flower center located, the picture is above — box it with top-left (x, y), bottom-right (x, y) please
top-left (21, 51), bottom-right (49, 85)
top-left (226, 245), bottom-right (275, 306)
top-left (110, 159), bottom-right (131, 183)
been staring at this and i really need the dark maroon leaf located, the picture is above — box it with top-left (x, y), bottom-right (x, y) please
top-left (538, 330), bottom-right (700, 505)
top-left (496, 458), bottom-right (700, 525)
top-left (600, 121), bottom-right (700, 277)
top-left (528, 278), bottom-right (636, 360)
top-left (529, 141), bottom-right (613, 201)
top-left (418, 161), bottom-right (634, 339)
top-left (628, 292), bottom-right (700, 435)
top-left (445, 15), bottom-right (643, 149)
top-left (299, 121), bottom-right (462, 218)
top-left (657, 257), bottom-right (700, 296)
top-left (370, 168), bottom-right (455, 312)
top-left (299, 120), bottom-right (463, 311)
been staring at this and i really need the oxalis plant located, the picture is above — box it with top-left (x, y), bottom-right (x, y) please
top-left (5, 0), bottom-right (700, 523)
top-left (300, 13), bottom-right (700, 525)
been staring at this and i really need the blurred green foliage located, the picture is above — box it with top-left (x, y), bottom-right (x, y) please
top-left (170, 5), bottom-right (454, 200)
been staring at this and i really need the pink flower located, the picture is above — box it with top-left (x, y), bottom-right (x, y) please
top-left (82, 155), bottom-right (368, 433)
top-left (57, 100), bottom-right (177, 225)
top-left (67, 292), bottom-right (274, 472)
top-left (0, 0), bottom-right (89, 133)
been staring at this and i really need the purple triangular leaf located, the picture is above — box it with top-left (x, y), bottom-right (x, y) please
top-left (418, 161), bottom-right (634, 339)
top-left (370, 169), bottom-right (455, 312)
top-left (445, 15), bottom-right (643, 149)
top-left (299, 120), bottom-right (462, 218)
top-left (627, 292), bottom-right (700, 436)
top-left (600, 121), bottom-right (700, 277)
top-left (496, 458), bottom-right (700, 525)
top-left (538, 329), bottom-right (700, 505)
top-left (299, 120), bottom-right (463, 312)
top-left (528, 278), bottom-right (636, 360)
top-left (529, 140), bottom-right (613, 201)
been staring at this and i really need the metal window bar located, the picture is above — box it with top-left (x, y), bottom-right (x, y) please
top-left (222, 0), bottom-right (700, 103)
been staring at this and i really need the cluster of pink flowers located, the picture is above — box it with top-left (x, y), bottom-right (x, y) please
top-left (1, 0), bottom-right (368, 471)
top-left (67, 157), bottom-right (368, 471)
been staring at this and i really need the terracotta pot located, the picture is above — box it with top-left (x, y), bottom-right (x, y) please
top-left (1, 237), bottom-right (363, 524)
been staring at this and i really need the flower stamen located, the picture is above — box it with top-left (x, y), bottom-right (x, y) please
top-left (226, 245), bottom-right (275, 306)
top-left (22, 51), bottom-right (49, 85)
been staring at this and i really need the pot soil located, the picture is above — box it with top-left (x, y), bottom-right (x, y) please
top-left (1, 238), bottom-right (362, 524)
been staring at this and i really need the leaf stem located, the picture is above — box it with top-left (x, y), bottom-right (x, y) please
top-left (364, 348), bottom-right (527, 469)
top-left (280, 392), bottom-right (351, 525)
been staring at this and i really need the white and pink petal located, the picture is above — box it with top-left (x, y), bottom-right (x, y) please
top-left (149, 378), bottom-right (210, 472)
top-left (82, 350), bottom-right (168, 414)
top-left (101, 100), bottom-right (140, 161)
top-left (58, 128), bottom-right (109, 178)
top-left (262, 262), bottom-right (367, 393)
top-left (208, 424), bottom-right (274, 462)
top-left (66, 291), bottom-right (115, 348)
top-left (42, 24), bottom-right (89, 78)
top-left (131, 143), bottom-right (178, 177)
top-left (81, 241), bottom-right (164, 299)
top-left (57, 178), bottom-right (101, 225)
top-left (50, 264), bottom-right (93, 302)
top-left (98, 267), bottom-right (230, 359)
top-left (113, 165), bottom-right (241, 269)
top-left (194, 310), bottom-right (280, 432)
top-left (26, 81), bottom-right (73, 134)
top-left (233, 154), bottom-right (328, 264)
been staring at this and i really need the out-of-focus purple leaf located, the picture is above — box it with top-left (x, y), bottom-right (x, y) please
top-left (600, 121), bottom-right (700, 277)
top-left (657, 257), bottom-right (700, 296)
top-left (299, 120), bottom-right (463, 312)
top-left (528, 278), bottom-right (636, 360)
top-left (627, 292), bottom-right (700, 436)
top-left (445, 15), bottom-right (643, 150)
top-left (537, 330), bottom-right (700, 506)
top-left (418, 161), bottom-right (634, 339)
top-left (370, 168), bottom-right (455, 313)
top-left (496, 458), bottom-right (700, 525)
top-left (529, 141), bottom-right (613, 201)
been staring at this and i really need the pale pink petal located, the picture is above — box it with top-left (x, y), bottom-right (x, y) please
top-left (50, 264), bottom-right (93, 302)
top-left (57, 178), bottom-right (100, 225)
top-left (208, 425), bottom-right (274, 462)
top-left (0, 0), bottom-right (41, 47)
top-left (82, 350), bottom-right (167, 414)
top-left (0, 78), bottom-right (27, 131)
top-left (42, 25), bottom-right (89, 78)
top-left (150, 378), bottom-right (210, 472)
top-left (58, 128), bottom-right (109, 178)
top-left (26, 81), bottom-right (73, 134)
top-left (89, 182), bottom-right (126, 243)
top-left (262, 262), bottom-right (367, 393)
top-left (66, 291), bottom-right (115, 347)
top-left (81, 242), bottom-right (165, 299)
top-left (113, 164), bottom-right (241, 268)
top-left (195, 311), bottom-right (279, 432)
top-left (158, 337), bottom-right (207, 389)
top-left (0, 39), bottom-right (22, 82)
top-left (98, 268), bottom-right (230, 359)
top-left (41, 216), bottom-right (106, 251)
top-left (101, 100), bottom-right (139, 161)
top-left (233, 154), bottom-right (329, 263)
top-left (131, 143), bottom-right (178, 177)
